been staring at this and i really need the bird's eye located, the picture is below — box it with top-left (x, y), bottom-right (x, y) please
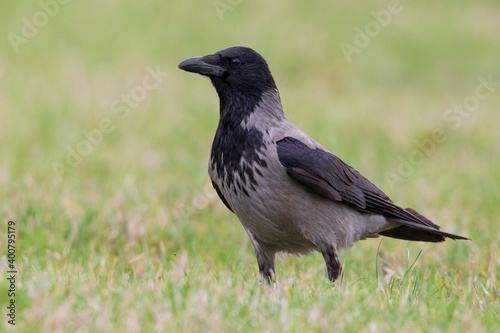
top-left (231, 58), bottom-right (241, 68)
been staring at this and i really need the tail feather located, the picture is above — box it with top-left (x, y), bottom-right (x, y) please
top-left (381, 210), bottom-right (469, 243)
top-left (380, 226), bottom-right (446, 242)
top-left (404, 207), bottom-right (440, 229)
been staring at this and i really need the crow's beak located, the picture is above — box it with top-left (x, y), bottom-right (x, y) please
top-left (177, 56), bottom-right (226, 77)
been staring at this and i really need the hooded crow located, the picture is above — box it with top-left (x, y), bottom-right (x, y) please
top-left (178, 47), bottom-right (468, 284)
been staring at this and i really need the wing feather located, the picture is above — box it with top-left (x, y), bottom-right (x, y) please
top-left (276, 135), bottom-right (467, 241)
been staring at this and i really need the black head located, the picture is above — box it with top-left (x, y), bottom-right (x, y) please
top-left (178, 47), bottom-right (277, 99)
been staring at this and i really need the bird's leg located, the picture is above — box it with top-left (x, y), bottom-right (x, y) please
top-left (321, 246), bottom-right (343, 284)
top-left (245, 229), bottom-right (275, 284)
top-left (257, 250), bottom-right (275, 284)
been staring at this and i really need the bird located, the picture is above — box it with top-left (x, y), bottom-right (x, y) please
top-left (177, 46), bottom-right (468, 284)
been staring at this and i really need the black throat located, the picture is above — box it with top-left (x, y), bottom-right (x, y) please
top-left (210, 88), bottom-right (268, 195)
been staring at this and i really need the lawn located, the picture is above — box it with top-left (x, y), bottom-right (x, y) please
top-left (1, 0), bottom-right (499, 332)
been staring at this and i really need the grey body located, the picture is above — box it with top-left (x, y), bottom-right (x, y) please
top-left (209, 90), bottom-right (389, 254)
top-left (178, 47), bottom-right (468, 283)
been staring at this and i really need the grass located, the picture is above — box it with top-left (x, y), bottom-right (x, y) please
top-left (1, 0), bottom-right (500, 331)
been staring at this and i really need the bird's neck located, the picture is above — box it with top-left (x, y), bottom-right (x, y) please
top-left (210, 88), bottom-right (284, 184)
top-left (218, 88), bottom-right (285, 132)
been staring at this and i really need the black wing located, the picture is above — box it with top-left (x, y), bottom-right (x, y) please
top-left (276, 137), bottom-right (468, 241)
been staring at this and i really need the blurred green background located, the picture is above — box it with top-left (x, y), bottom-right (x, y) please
top-left (1, 0), bottom-right (499, 332)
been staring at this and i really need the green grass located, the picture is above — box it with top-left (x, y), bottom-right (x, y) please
top-left (1, 0), bottom-right (500, 332)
